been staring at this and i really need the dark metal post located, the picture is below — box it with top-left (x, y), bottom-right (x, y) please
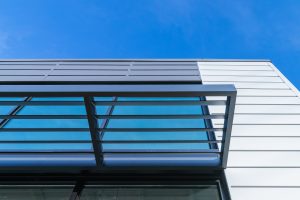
top-left (221, 94), bottom-right (236, 168)
top-left (99, 96), bottom-right (118, 155)
top-left (69, 181), bottom-right (84, 200)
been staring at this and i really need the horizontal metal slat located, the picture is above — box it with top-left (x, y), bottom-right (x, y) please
top-left (43, 76), bottom-right (201, 82)
top-left (131, 66), bottom-right (198, 70)
top-left (228, 151), bottom-right (300, 167)
top-left (230, 125), bottom-right (300, 136)
top-left (59, 62), bottom-right (131, 66)
top-left (0, 70), bottom-right (48, 75)
top-left (0, 76), bottom-right (45, 81)
top-left (213, 114), bottom-right (300, 125)
top-left (129, 71), bottom-right (199, 76)
top-left (205, 82), bottom-right (289, 89)
top-left (235, 96), bottom-right (300, 105)
top-left (0, 150), bottom-right (220, 154)
top-left (0, 100), bottom-right (227, 106)
top-left (51, 70), bottom-right (128, 76)
top-left (0, 140), bottom-right (222, 144)
top-left (209, 105), bottom-right (300, 114)
top-left (201, 76), bottom-right (282, 82)
top-left (227, 168), bottom-right (300, 186)
top-left (230, 137), bottom-right (300, 150)
top-left (0, 128), bottom-right (224, 132)
top-left (199, 65), bottom-right (272, 71)
top-left (0, 84), bottom-right (236, 97)
top-left (236, 89), bottom-right (296, 97)
top-left (198, 61), bottom-right (269, 66)
top-left (201, 70), bottom-right (277, 76)
top-left (0, 114), bottom-right (225, 120)
top-left (230, 188), bottom-right (300, 200)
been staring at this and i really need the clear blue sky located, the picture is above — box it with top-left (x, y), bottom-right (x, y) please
top-left (0, 0), bottom-right (299, 89)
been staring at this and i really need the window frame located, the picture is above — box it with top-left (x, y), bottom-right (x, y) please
top-left (0, 171), bottom-right (231, 200)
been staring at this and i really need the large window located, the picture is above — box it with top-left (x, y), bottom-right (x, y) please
top-left (0, 184), bottom-right (222, 200)
top-left (81, 185), bottom-right (221, 200)
top-left (0, 186), bottom-right (73, 200)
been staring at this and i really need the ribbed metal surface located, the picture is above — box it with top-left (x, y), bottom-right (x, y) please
top-left (199, 61), bottom-right (300, 200)
top-left (0, 61), bottom-right (201, 83)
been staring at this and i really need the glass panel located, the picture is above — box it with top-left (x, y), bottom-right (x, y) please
top-left (81, 185), bottom-right (220, 200)
top-left (0, 97), bottom-right (91, 152)
top-left (31, 97), bottom-right (83, 101)
top-left (0, 97), bottom-right (24, 115)
top-left (96, 97), bottom-right (210, 151)
top-left (0, 186), bottom-right (72, 200)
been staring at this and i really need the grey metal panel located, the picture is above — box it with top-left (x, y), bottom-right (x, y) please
top-left (60, 62), bottom-right (131, 66)
top-left (44, 76), bottom-right (202, 82)
top-left (50, 70), bottom-right (128, 76)
top-left (0, 76), bottom-right (45, 81)
top-left (131, 66), bottom-right (199, 70)
top-left (57, 65), bottom-right (130, 70)
top-left (0, 65), bottom-right (53, 69)
top-left (132, 61), bottom-right (198, 66)
top-left (129, 70), bottom-right (199, 76)
top-left (0, 70), bottom-right (48, 75)
top-left (0, 60), bottom-right (201, 83)
top-left (0, 59), bottom-right (271, 62)
top-left (0, 76), bottom-right (201, 82)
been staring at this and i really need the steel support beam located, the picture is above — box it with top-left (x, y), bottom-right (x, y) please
top-left (84, 97), bottom-right (102, 167)
top-left (0, 97), bottom-right (32, 128)
top-left (221, 95), bottom-right (236, 168)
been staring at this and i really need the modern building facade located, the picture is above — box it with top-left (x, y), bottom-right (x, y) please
top-left (0, 59), bottom-right (299, 200)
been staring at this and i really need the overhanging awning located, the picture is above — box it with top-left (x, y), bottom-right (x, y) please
top-left (0, 84), bottom-right (236, 170)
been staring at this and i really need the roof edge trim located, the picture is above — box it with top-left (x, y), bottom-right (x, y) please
top-left (0, 59), bottom-right (271, 62)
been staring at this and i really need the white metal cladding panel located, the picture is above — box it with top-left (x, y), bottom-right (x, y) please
top-left (209, 105), bottom-right (300, 114)
top-left (203, 75), bottom-right (283, 82)
top-left (231, 125), bottom-right (300, 136)
top-left (198, 61), bottom-right (300, 200)
top-left (204, 82), bottom-right (289, 89)
top-left (230, 188), bottom-right (300, 200)
top-left (227, 168), bottom-right (300, 186)
top-left (230, 137), bottom-right (300, 150)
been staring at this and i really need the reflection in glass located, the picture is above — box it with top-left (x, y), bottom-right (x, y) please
top-left (0, 187), bottom-right (72, 200)
top-left (81, 186), bottom-right (220, 200)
